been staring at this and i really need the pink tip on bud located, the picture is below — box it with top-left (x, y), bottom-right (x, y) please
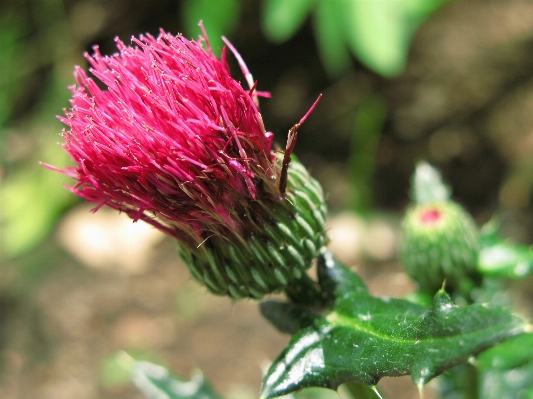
top-left (420, 208), bottom-right (442, 224)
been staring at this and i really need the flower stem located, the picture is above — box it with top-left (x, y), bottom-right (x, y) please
top-left (344, 381), bottom-right (384, 399)
top-left (283, 272), bottom-right (325, 308)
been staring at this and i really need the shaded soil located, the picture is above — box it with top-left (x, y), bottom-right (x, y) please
top-left (0, 228), bottom-right (428, 399)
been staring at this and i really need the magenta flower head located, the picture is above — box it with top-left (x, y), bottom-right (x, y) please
top-left (45, 27), bottom-right (327, 299)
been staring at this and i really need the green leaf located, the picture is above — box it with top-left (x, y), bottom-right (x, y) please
top-left (131, 361), bottom-right (224, 399)
top-left (479, 218), bottom-right (501, 247)
top-left (262, 0), bottom-right (314, 43)
top-left (410, 161), bottom-right (451, 204)
top-left (478, 219), bottom-right (533, 279)
top-left (100, 351), bottom-right (168, 388)
top-left (260, 252), bottom-right (525, 399)
top-left (341, 0), bottom-right (451, 77)
top-left (0, 11), bottom-right (26, 128)
top-left (342, 382), bottom-right (383, 399)
top-left (477, 334), bottom-right (533, 399)
top-left (260, 300), bottom-right (320, 335)
top-left (478, 243), bottom-right (533, 279)
top-left (313, 0), bottom-right (352, 77)
top-left (182, 0), bottom-right (240, 55)
top-left (260, 0), bottom-right (451, 77)
top-left (342, 0), bottom-right (409, 76)
top-left (101, 352), bottom-right (137, 388)
top-left (437, 363), bottom-right (481, 399)
top-left (1, 147), bottom-right (76, 257)
top-left (478, 333), bottom-right (533, 371)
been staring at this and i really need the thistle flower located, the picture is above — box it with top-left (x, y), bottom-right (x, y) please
top-left (45, 27), bottom-right (327, 299)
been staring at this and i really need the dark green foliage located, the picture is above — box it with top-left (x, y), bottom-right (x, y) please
top-left (262, 0), bottom-right (453, 77)
top-left (260, 252), bottom-right (525, 398)
top-left (477, 334), bottom-right (533, 399)
top-left (478, 219), bottom-right (533, 279)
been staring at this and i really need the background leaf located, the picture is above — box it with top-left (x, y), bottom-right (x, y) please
top-left (132, 361), bottom-right (224, 399)
top-left (261, 0), bottom-right (452, 77)
top-left (182, 0), bottom-right (240, 54)
top-left (477, 334), bottom-right (533, 399)
top-left (1, 148), bottom-right (74, 257)
top-left (478, 243), bottom-right (533, 279)
top-left (343, 0), bottom-right (410, 77)
top-left (260, 252), bottom-right (526, 399)
top-left (262, 0), bottom-right (314, 43)
top-left (0, 10), bottom-right (26, 129)
top-left (342, 0), bottom-right (451, 77)
top-left (348, 95), bottom-right (388, 214)
top-left (312, 0), bottom-right (351, 77)
top-left (478, 219), bottom-right (533, 279)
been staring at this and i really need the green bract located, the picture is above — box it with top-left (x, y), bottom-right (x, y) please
top-left (180, 155), bottom-right (327, 299)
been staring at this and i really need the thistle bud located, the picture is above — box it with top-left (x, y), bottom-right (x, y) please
top-left (45, 28), bottom-right (327, 299)
top-left (401, 164), bottom-right (480, 295)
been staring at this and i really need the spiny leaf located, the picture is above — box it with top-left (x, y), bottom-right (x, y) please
top-left (342, 382), bottom-right (383, 399)
top-left (260, 252), bottom-right (526, 399)
top-left (260, 300), bottom-right (319, 335)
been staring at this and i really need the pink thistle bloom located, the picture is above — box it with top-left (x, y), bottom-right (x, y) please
top-left (46, 28), bottom-right (327, 299)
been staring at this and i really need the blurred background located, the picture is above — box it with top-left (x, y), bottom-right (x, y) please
top-left (2, 0), bottom-right (533, 398)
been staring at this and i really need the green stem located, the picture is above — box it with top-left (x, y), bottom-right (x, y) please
top-left (464, 363), bottom-right (479, 399)
top-left (344, 381), bottom-right (384, 399)
top-left (284, 272), bottom-right (325, 308)
top-left (348, 95), bottom-right (387, 215)
top-left (439, 363), bottom-right (479, 399)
